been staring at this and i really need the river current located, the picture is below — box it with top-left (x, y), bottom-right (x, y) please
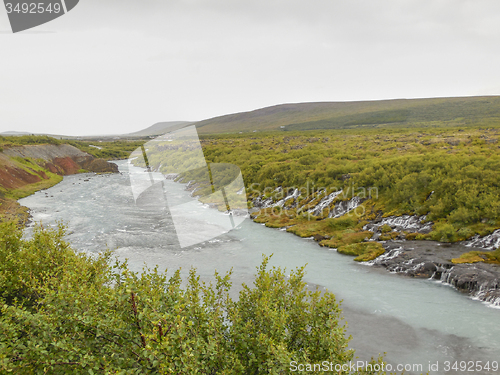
top-left (19, 160), bottom-right (500, 374)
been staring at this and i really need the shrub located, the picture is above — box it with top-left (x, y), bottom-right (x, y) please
top-left (431, 222), bottom-right (458, 242)
top-left (0, 223), bottom-right (384, 374)
top-left (380, 224), bottom-right (392, 233)
top-left (327, 216), bottom-right (357, 230)
top-left (405, 232), bottom-right (418, 240)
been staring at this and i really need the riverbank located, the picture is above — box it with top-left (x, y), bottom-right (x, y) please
top-left (0, 144), bottom-right (118, 224)
top-left (248, 189), bottom-right (500, 307)
top-left (367, 240), bottom-right (500, 306)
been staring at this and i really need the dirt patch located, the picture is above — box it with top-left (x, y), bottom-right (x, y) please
top-left (0, 166), bottom-right (41, 189)
top-left (52, 156), bottom-right (82, 175)
top-left (81, 158), bottom-right (119, 173)
top-left (0, 144), bottom-right (118, 225)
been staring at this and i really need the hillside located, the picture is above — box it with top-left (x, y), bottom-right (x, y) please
top-left (194, 96), bottom-right (500, 134)
top-left (0, 142), bottom-right (118, 223)
top-left (0, 131), bottom-right (31, 136)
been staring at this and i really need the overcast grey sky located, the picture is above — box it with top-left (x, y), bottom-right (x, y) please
top-left (1, 0), bottom-right (500, 136)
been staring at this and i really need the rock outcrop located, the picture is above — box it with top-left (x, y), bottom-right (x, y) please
top-left (366, 241), bottom-right (500, 307)
top-left (463, 229), bottom-right (500, 250)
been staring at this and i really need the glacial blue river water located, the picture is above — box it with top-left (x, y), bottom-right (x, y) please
top-left (20, 160), bottom-right (500, 374)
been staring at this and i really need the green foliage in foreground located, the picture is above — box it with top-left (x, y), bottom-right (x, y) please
top-left (0, 223), bottom-right (386, 374)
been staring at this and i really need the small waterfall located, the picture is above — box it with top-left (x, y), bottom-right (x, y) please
top-left (307, 190), bottom-right (342, 216)
top-left (164, 173), bottom-right (179, 180)
top-left (252, 186), bottom-right (293, 209)
top-left (364, 247), bottom-right (403, 266)
top-left (252, 191), bottom-right (277, 208)
top-left (474, 286), bottom-right (500, 307)
top-left (439, 267), bottom-right (455, 285)
top-left (252, 188), bottom-right (362, 219)
top-left (438, 266), bottom-right (500, 308)
top-left (254, 196), bottom-right (274, 208)
top-left (463, 229), bottom-right (500, 250)
top-left (274, 188), bottom-right (300, 208)
top-left (329, 196), bottom-right (362, 218)
top-left (363, 214), bottom-right (433, 234)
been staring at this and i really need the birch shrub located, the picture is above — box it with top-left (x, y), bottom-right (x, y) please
top-left (0, 223), bottom-right (385, 374)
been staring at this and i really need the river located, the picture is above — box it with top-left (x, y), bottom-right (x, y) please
top-left (19, 160), bottom-right (500, 374)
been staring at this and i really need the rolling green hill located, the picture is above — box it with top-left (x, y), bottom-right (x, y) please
top-left (195, 96), bottom-right (500, 134)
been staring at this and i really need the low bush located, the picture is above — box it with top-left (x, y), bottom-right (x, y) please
top-left (0, 222), bottom-right (385, 374)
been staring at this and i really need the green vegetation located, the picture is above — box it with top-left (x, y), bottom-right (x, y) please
top-left (0, 223), bottom-right (386, 374)
top-left (452, 248), bottom-right (500, 264)
top-left (337, 242), bottom-right (386, 262)
top-left (192, 126), bottom-right (500, 248)
top-left (67, 140), bottom-right (146, 160)
top-left (0, 135), bottom-right (62, 146)
top-left (0, 135), bottom-right (144, 161)
top-left (127, 122), bottom-right (500, 260)
top-left (327, 216), bottom-right (358, 231)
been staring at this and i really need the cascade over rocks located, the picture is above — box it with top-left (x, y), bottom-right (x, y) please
top-left (250, 186), bottom-right (500, 307)
top-left (307, 190), bottom-right (342, 216)
top-left (366, 241), bottom-right (500, 307)
top-left (252, 187), bottom-right (363, 218)
top-left (329, 196), bottom-right (363, 218)
top-left (363, 215), bottom-right (433, 240)
top-left (463, 229), bottom-right (500, 250)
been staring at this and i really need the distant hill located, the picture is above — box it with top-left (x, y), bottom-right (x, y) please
top-left (194, 96), bottom-right (500, 134)
top-left (122, 121), bottom-right (192, 137)
top-left (1, 122), bottom-right (193, 140)
top-left (0, 131), bottom-right (32, 136)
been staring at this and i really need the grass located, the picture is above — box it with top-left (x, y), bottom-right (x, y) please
top-left (452, 249), bottom-right (500, 264)
top-left (0, 157), bottom-right (63, 201)
top-left (337, 242), bottom-right (386, 262)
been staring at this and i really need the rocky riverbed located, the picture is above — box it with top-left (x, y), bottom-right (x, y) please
top-left (251, 187), bottom-right (500, 307)
top-left (365, 240), bottom-right (500, 307)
